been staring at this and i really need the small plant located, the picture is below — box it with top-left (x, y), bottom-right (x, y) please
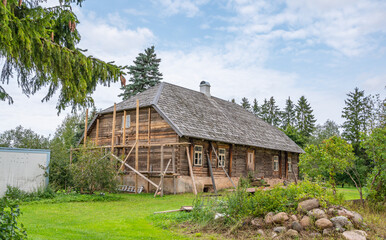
top-left (0, 198), bottom-right (27, 239)
top-left (4, 186), bottom-right (55, 202)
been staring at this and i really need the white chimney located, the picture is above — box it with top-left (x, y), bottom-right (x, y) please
top-left (199, 81), bottom-right (211, 97)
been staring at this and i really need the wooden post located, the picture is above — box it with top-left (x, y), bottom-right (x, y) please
top-left (160, 145), bottom-right (164, 196)
top-left (123, 110), bottom-right (127, 145)
top-left (186, 146), bottom-right (197, 195)
top-left (111, 103), bottom-right (117, 154)
top-left (135, 99), bottom-right (139, 193)
top-left (229, 145), bottom-right (233, 177)
top-left (95, 118), bottom-right (99, 145)
top-left (83, 108), bottom-right (88, 146)
top-left (147, 107), bottom-right (151, 192)
top-left (70, 147), bottom-right (73, 164)
top-left (207, 152), bottom-right (217, 194)
top-left (172, 146), bottom-right (176, 195)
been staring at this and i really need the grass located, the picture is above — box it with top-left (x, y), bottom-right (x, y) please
top-left (336, 187), bottom-right (361, 200)
top-left (20, 193), bottom-right (196, 240)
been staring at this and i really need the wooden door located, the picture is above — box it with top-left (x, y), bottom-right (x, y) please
top-left (247, 150), bottom-right (254, 171)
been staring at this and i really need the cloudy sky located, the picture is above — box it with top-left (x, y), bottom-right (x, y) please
top-left (1, 0), bottom-right (385, 137)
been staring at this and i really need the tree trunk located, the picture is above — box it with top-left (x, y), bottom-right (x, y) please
top-left (3, 0), bottom-right (7, 6)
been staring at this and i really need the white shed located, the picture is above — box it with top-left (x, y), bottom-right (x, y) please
top-left (0, 147), bottom-right (50, 197)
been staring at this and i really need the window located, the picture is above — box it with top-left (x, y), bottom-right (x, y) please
top-left (218, 148), bottom-right (226, 167)
top-left (121, 115), bottom-right (130, 129)
top-left (288, 157), bottom-right (292, 173)
top-left (194, 145), bottom-right (203, 166)
top-left (273, 156), bottom-right (279, 171)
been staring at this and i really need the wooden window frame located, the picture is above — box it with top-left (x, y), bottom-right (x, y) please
top-left (218, 148), bottom-right (226, 168)
top-left (288, 157), bottom-right (292, 173)
top-left (194, 145), bottom-right (203, 166)
top-left (121, 115), bottom-right (130, 129)
top-left (273, 155), bottom-right (279, 172)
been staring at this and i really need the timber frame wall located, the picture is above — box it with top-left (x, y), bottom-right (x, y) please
top-left (82, 104), bottom-right (299, 193)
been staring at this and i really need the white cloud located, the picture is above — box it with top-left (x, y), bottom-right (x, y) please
top-left (156, 0), bottom-right (208, 17)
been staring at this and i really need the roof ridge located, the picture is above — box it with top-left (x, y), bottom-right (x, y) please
top-left (152, 82), bottom-right (165, 105)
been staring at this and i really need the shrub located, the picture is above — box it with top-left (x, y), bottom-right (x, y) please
top-left (0, 198), bottom-right (27, 239)
top-left (4, 186), bottom-right (55, 202)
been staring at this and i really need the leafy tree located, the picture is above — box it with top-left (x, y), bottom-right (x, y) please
top-left (295, 96), bottom-right (316, 138)
top-left (119, 46), bottom-right (162, 100)
top-left (309, 119), bottom-right (340, 145)
top-left (0, 0), bottom-right (126, 112)
top-left (299, 136), bottom-right (355, 195)
top-left (252, 98), bottom-right (260, 116)
top-left (0, 126), bottom-right (50, 149)
top-left (281, 125), bottom-right (306, 148)
top-left (71, 143), bottom-right (118, 194)
top-left (361, 127), bottom-right (386, 205)
top-left (240, 97), bottom-right (251, 111)
top-left (281, 97), bottom-right (296, 128)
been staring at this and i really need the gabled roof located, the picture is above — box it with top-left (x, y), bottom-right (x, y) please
top-left (100, 82), bottom-right (304, 153)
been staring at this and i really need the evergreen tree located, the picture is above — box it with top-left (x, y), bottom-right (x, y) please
top-left (260, 98), bottom-right (270, 122)
top-left (230, 98), bottom-right (236, 103)
top-left (281, 97), bottom-right (296, 128)
top-left (295, 96), bottom-right (316, 138)
top-left (240, 97), bottom-right (251, 111)
top-left (267, 96), bottom-right (281, 127)
top-left (0, 0), bottom-right (125, 112)
top-left (252, 98), bottom-right (260, 116)
top-left (119, 46), bottom-right (162, 100)
top-left (341, 88), bottom-right (369, 154)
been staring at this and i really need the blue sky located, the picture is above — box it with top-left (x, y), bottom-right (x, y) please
top-left (0, 0), bottom-right (385, 136)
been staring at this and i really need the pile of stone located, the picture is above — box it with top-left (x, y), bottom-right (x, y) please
top-left (250, 198), bottom-right (367, 240)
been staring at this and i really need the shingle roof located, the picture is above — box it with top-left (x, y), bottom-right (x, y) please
top-left (100, 82), bottom-right (304, 153)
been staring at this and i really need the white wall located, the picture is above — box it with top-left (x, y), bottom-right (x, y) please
top-left (0, 148), bottom-right (50, 197)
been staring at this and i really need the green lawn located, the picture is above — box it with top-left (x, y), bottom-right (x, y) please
top-left (337, 187), bottom-right (361, 200)
top-left (20, 193), bottom-right (196, 240)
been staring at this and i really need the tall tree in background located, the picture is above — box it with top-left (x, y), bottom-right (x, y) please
top-left (240, 97), bottom-right (251, 111)
top-left (119, 46), bottom-right (162, 100)
top-left (341, 88), bottom-right (369, 154)
top-left (0, 126), bottom-right (50, 149)
top-left (295, 96), bottom-right (316, 138)
top-left (281, 97), bottom-right (296, 128)
top-left (0, 0), bottom-right (126, 112)
top-left (266, 96), bottom-right (281, 127)
top-left (252, 98), bottom-right (260, 116)
top-left (309, 119), bottom-right (340, 145)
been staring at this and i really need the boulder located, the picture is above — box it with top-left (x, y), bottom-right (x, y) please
top-left (342, 230), bottom-right (367, 240)
top-left (257, 229), bottom-right (266, 237)
top-left (323, 228), bottom-right (334, 235)
top-left (297, 198), bottom-right (320, 212)
top-left (351, 212), bottom-right (363, 226)
top-left (300, 216), bottom-right (311, 228)
top-left (308, 208), bottom-right (327, 219)
top-left (315, 218), bottom-right (333, 230)
top-left (290, 214), bottom-right (298, 222)
top-left (251, 218), bottom-right (263, 228)
top-left (273, 226), bottom-right (286, 233)
top-left (327, 207), bottom-right (338, 216)
top-left (291, 221), bottom-right (303, 232)
top-left (273, 212), bottom-right (289, 224)
top-left (338, 209), bottom-right (354, 218)
top-left (265, 212), bottom-right (274, 224)
top-left (331, 216), bottom-right (352, 231)
top-left (285, 229), bottom-right (299, 238)
top-left (309, 232), bottom-right (321, 238)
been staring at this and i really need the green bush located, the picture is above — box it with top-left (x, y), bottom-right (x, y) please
top-left (0, 198), bottom-right (27, 240)
top-left (4, 186), bottom-right (55, 202)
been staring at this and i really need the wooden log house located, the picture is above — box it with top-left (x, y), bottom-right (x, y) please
top-left (80, 81), bottom-right (304, 194)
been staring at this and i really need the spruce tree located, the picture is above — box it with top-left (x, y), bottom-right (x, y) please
top-left (267, 96), bottom-right (281, 127)
top-left (119, 46), bottom-right (162, 100)
top-left (252, 98), bottom-right (260, 116)
top-left (260, 98), bottom-right (269, 122)
top-left (0, 0), bottom-right (125, 112)
top-left (240, 97), bottom-right (251, 111)
top-left (295, 96), bottom-right (316, 138)
top-left (281, 97), bottom-right (296, 128)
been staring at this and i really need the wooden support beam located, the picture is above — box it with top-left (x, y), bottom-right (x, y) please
top-left (95, 118), bottom-right (99, 145)
top-left (186, 146), bottom-right (197, 195)
top-left (147, 107), bottom-right (151, 193)
top-left (154, 159), bottom-right (172, 197)
top-left (118, 142), bottom-right (136, 172)
top-left (206, 152), bottom-right (217, 194)
top-left (229, 145), bottom-right (233, 177)
top-left (83, 108), bottom-right (88, 146)
top-left (210, 142), bottom-right (236, 189)
top-left (160, 145), bottom-right (164, 196)
top-left (172, 146), bottom-right (176, 195)
top-left (135, 99), bottom-right (139, 193)
top-left (111, 103), bottom-right (117, 154)
top-left (111, 154), bottom-right (158, 188)
top-left (123, 110), bottom-right (127, 145)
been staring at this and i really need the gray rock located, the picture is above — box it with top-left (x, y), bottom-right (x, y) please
top-left (308, 208), bottom-right (327, 219)
top-left (265, 212), bottom-right (274, 224)
top-left (323, 228), bottom-right (334, 235)
top-left (273, 212), bottom-right (289, 224)
top-left (342, 230), bottom-right (367, 240)
top-left (351, 212), bottom-right (363, 226)
top-left (331, 216), bottom-right (352, 231)
top-left (297, 198), bottom-right (320, 212)
top-left (271, 232), bottom-right (278, 239)
top-left (338, 209), bottom-right (354, 218)
top-left (251, 218), bottom-right (263, 227)
top-left (300, 216), bottom-right (311, 228)
top-left (327, 207), bottom-right (337, 216)
top-left (315, 218), bottom-right (333, 230)
top-left (290, 214), bottom-right (298, 222)
top-left (273, 226), bottom-right (287, 233)
top-left (257, 229), bottom-right (266, 237)
top-left (291, 221), bottom-right (303, 232)
top-left (285, 229), bottom-right (299, 238)
top-left (310, 232), bottom-right (321, 238)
